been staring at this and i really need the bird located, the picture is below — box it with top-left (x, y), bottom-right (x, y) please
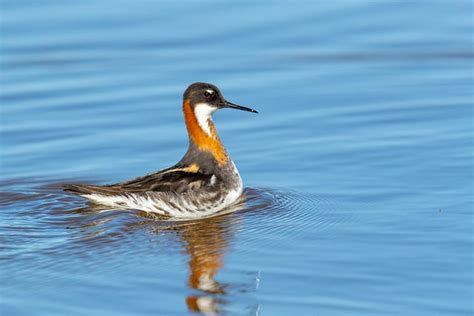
top-left (64, 82), bottom-right (258, 218)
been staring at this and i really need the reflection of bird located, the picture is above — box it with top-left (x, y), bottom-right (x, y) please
top-left (63, 202), bottom-right (236, 315)
top-left (180, 214), bottom-right (236, 315)
top-left (64, 82), bottom-right (257, 218)
top-left (60, 191), bottom-right (264, 315)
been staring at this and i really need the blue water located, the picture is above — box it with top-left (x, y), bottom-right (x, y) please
top-left (1, 1), bottom-right (473, 315)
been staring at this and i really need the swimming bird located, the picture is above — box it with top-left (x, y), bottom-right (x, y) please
top-left (64, 82), bottom-right (257, 218)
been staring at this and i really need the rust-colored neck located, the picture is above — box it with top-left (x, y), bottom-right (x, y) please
top-left (183, 100), bottom-right (229, 165)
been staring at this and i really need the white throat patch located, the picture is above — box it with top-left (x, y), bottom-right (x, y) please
top-left (194, 103), bottom-right (217, 136)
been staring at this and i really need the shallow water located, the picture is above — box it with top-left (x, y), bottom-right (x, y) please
top-left (1, 1), bottom-right (473, 315)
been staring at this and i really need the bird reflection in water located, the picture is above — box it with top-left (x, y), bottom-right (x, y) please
top-left (62, 196), bottom-right (249, 315)
top-left (182, 215), bottom-right (234, 314)
top-left (146, 201), bottom-right (246, 315)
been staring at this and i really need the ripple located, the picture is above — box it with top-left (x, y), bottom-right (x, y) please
top-left (0, 184), bottom-right (359, 262)
top-left (242, 187), bottom-right (359, 237)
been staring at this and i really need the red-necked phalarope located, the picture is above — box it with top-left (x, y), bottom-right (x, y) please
top-left (64, 82), bottom-right (258, 218)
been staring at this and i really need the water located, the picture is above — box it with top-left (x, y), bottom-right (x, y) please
top-left (1, 1), bottom-right (473, 315)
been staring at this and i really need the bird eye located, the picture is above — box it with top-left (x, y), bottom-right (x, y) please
top-left (204, 90), bottom-right (215, 97)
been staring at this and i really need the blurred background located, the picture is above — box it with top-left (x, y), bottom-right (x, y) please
top-left (1, 1), bottom-right (473, 315)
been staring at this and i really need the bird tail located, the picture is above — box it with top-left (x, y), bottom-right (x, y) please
top-left (63, 184), bottom-right (94, 195)
top-left (64, 181), bottom-right (126, 196)
top-left (63, 183), bottom-right (117, 196)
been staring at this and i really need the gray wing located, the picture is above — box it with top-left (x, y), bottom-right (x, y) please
top-left (64, 166), bottom-right (215, 196)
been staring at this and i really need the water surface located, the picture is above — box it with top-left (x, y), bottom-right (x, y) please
top-left (1, 1), bottom-right (473, 315)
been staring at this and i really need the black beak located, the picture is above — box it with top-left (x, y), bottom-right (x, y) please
top-left (224, 100), bottom-right (258, 113)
